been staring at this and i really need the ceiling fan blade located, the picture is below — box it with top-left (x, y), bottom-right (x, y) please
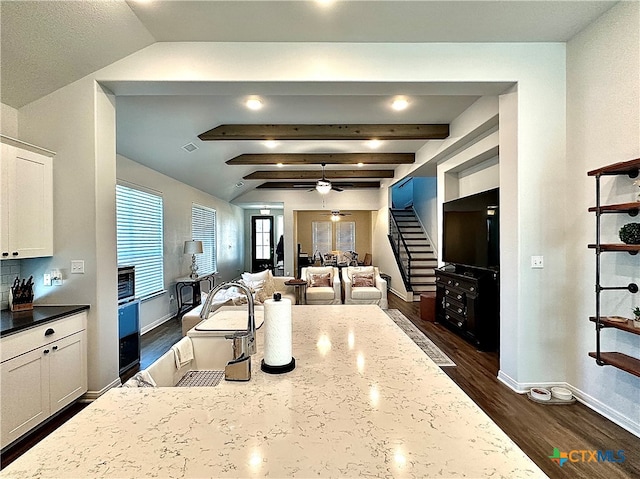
top-left (332, 186), bottom-right (344, 192)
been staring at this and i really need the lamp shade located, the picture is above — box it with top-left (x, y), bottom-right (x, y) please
top-left (184, 240), bottom-right (203, 254)
top-left (316, 181), bottom-right (332, 195)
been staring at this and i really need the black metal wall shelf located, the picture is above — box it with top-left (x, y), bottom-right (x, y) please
top-left (588, 158), bottom-right (640, 377)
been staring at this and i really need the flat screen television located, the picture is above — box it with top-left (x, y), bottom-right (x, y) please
top-left (442, 188), bottom-right (499, 270)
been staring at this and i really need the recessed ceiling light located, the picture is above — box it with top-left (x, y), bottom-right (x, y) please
top-left (392, 98), bottom-right (409, 111)
top-left (246, 98), bottom-right (263, 110)
top-left (264, 140), bottom-right (278, 148)
top-left (235, 181), bottom-right (245, 188)
top-left (366, 139), bottom-right (382, 149)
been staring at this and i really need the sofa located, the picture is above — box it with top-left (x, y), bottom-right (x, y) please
top-left (181, 270), bottom-right (295, 335)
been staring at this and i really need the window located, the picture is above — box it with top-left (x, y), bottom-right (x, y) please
top-left (336, 221), bottom-right (356, 252)
top-left (116, 184), bottom-right (164, 299)
top-left (253, 217), bottom-right (271, 260)
top-left (312, 221), bottom-right (332, 256)
top-left (192, 204), bottom-right (217, 274)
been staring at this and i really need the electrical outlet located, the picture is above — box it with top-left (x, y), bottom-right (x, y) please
top-left (531, 255), bottom-right (544, 269)
top-left (71, 260), bottom-right (85, 274)
top-left (44, 274), bottom-right (51, 286)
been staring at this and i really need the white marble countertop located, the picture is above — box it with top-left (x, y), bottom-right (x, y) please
top-left (1, 305), bottom-right (547, 478)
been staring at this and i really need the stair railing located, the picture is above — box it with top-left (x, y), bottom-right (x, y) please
top-left (388, 210), bottom-right (413, 290)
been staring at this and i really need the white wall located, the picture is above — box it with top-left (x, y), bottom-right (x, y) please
top-left (566, 1), bottom-right (639, 434)
top-left (117, 155), bottom-right (245, 332)
top-left (1, 103), bottom-right (18, 137)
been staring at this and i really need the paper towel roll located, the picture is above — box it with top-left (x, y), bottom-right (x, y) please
top-left (263, 297), bottom-right (292, 367)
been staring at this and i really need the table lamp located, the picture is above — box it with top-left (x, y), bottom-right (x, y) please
top-left (184, 240), bottom-right (203, 279)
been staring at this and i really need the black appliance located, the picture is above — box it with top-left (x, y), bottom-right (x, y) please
top-left (442, 188), bottom-right (499, 270)
top-left (117, 265), bottom-right (139, 374)
top-left (118, 265), bottom-right (135, 304)
top-left (118, 299), bottom-right (140, 374)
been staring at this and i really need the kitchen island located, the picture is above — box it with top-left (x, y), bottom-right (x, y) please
top-left (1, 305), bottom-right (546, 478)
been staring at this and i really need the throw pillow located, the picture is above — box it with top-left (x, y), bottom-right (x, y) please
top-left (241, 269), bottom-right (270, 291)
top-left (255, 272), bottom-right (277, 303)
top-left (349, 266), bottom-right (374, 280)
top-left (309, 272), bottom-right (331, 287)
top-left (352, 273), bottom-right (374, 287)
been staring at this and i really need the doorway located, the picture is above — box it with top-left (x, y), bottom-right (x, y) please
top-left (251, 215), bottom-right (274, 272)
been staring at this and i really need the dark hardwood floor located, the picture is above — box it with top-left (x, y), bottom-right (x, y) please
top-left (389, 294), bottom-right (639, 479)
top-left (2, 297), bottom-right (639, 478)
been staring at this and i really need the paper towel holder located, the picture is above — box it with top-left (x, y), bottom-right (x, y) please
top-left (261, 292), bottom-right (296, 374)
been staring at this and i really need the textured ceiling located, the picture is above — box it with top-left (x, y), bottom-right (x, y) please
top-left (0, 1), bottom-right (617, 203)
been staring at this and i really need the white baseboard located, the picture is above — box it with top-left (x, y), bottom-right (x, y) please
top-left (497, 369), bottom-right (639, 438)
top-left (82, 377), bottom-right (122, 402)
top-left (388, 287), bottom-right (413, 302)
top-left (141, 312), bottom-right (175, 335)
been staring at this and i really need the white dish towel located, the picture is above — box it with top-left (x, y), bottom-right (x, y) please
top-left (171, 337), bottom-right (194, 369)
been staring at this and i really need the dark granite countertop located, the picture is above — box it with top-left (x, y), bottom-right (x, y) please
top-left (1, 305), bottom-right (90, 337)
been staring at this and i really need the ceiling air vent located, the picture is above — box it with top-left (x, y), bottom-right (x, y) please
top-left (182, 142), bottom-right (198, 153)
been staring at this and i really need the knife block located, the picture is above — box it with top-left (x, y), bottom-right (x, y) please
top-left (9, 290), bottom-right (33, 311)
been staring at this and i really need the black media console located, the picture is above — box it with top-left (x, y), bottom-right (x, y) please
top-left (435, 265), bottom-right (499, 351)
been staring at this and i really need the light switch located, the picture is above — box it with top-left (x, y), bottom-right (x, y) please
top-left (71, 260), bottom-right (85, 274)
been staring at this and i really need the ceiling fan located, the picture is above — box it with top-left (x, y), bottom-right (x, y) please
top-left (321, 210), bottom-right (352, 221)
top-left (312, 163), bottom-right (343, 194)
top-left (321, 210), bottom-right (351, 217)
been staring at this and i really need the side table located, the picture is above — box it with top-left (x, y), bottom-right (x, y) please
top-left (175, 273), bottom-right (216, 317)
top-left (284, 279), bottom-right (308, 305)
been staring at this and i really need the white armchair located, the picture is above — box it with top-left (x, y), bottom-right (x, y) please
top-left (301, 266), bottom-right (342, 305)
top-left (343, 266), bottom-right (388, 309)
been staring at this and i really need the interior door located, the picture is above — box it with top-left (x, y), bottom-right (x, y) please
top-left (251, 216), bottom-right (274, 273)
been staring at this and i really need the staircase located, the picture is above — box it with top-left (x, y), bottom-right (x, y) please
top-left (389, 209), bottom-right (438, 301)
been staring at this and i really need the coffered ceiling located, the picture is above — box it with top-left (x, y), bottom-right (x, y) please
top-left (1, 1), bottom-right (617, 204)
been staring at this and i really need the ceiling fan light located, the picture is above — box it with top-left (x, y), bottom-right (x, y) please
top-left (316, 181), bottom-right (332, 195)
top-left (330, 213), bottom-right (340, 221)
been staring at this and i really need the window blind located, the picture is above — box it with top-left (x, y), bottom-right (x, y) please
top-left (312, 221), bottom-right (332, 256)
top-left (192, 204), bottom-right (217, 274)
top-left (116, 184), bottom-right (164, 299)
top-left (336, 221), bottom-right (356, 252)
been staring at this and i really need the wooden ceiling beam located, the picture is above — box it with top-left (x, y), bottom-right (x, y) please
top-left (244, 170), bottom-right (394, 180)
top-left (227, 153), bottom-right (415, 165)
top-left (199, 124), bottom-right (449, 141)
top-left (256, 181), bottom-right (380, 190)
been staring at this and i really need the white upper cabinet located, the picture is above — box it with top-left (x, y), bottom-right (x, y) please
top-left (1, 137), bottom-right (54, 260)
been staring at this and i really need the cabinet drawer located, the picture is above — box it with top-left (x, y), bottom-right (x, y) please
top-left (444, 288), bottom-right (465, 302)
top-left (444, 299), bottom-right (466, 316)
top-left (444, 310), bottom-right (467, 330)
top-left (1, 312), bottom-right (87, 363)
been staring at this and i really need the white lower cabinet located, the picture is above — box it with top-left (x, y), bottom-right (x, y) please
top-left (1, 312), bottom-right (87, 449)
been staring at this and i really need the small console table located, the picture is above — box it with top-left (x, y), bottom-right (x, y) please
top-left (175, 273), bottom-right (216, 317)
top-left (285, 279), bottom-right (308, 305)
